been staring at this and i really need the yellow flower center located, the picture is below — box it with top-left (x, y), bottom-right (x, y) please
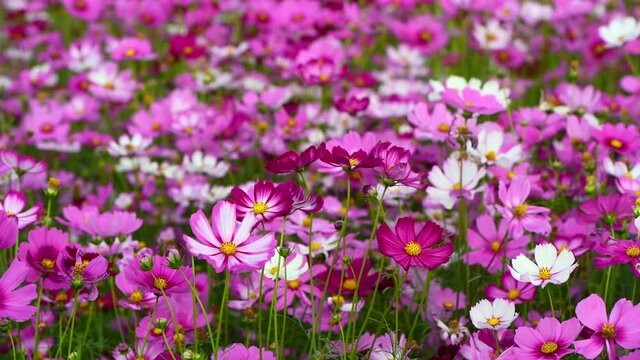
top-left (540, 341), bottom-right (558, 354)
top-left (319, 74), bottom-right (330, 83)
top-left (331, 295), bottom-right (345, 307)
top-left (288, 280), bottom-right (301, 289)
top-left (41, 258), bottom-right (55, 271)
top-left (348, 158), bottom-right (359, 167)
top-left (627, 246), bottom-right (640, 257)
top-left (452, 182), bottom-right (462, 191)
top-left (125, 48), bottom-right (137, 57)
top-left (539, 267), bottom-right (551, 280)
top-left (302, 217), bottom-right (312, 228)
top-left (438, 123), bottom-right (450, 132)
top-left (154, 277), bottom-right (168, 291)
top-left (491, 241), bottom-right (501, 252)
top-left (487, 317), bottom-right (500, 326)
top-left (557, 245), bottom-right (570, 253)
top-left (220, 242), bottom-right (237, 255)
top-left (602, 323), bottom-right (616, 339)
top-left (343, 279), bottom-right (356, 291)
top-left (104, 81), bottom-right (115, 90)
top-left (507, 171), bottom-right (516, 180)
top-left (404, 242), bottom-right (422, 256)
top-left (485, 151), bottom-right (497, 161)
top-left (508, 288), bottom-right (520, 300)
top-left (610, 139), bottom-right (623, 149)
top-left (310, 242), bottom-right (322, 251)
top-left (443, 301), bottom-right (454, 309)
top-left (420, 30), bottom-right (432, 43)
top-left (513, 204), bottom-right (528, 218)
top-left (129, 291), bottom-right (143, 303)
top-left (252, 202), bottom-right (268, 215)
top-left (153, 327), bottom-right (163, 335)
top-left (73, 260), bottom-right (90, 276)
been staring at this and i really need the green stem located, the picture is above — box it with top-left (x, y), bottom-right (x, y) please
top-left (109, 275), bottom-right (126, 342)
top-left (67, 292), bottom-right (79, 356)
top-left (33, 279), bottom-right (44, 356)
top-left (404, 271), bottom-right (433, 357)
top-left (214, 271), bottom-right (231, 359)
top-left (140, 297), bottom-right (159, 356)
top-left (178, 266), bottom-right (216, 352)
top-left (547, 286), bottom-right (555, 318)
top-left (162, 332), bottom-right (178, 360)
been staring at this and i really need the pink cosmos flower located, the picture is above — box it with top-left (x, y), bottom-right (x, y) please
top-left (0, 190), bottom-right (41, 229)
top-left (592, 123), bottom-right (640, 154)
top-left (0, 259), bottom-right (37, 322)
top-left (215, 343), bottom-right (276, 360)
top-left (19, 226), bottom-right (69, 289)
top-left (87, 62), bottom-right (137, 103)
top-left (184, 200), bottom-right (276, 273)
top-left (575, 294), bottom-right (640, 359)
top-left (512, 317), bottom-right (582, 359)
top-left (0, 150), bottom-right (47, 176)
top-left (0, 211), bottom-right (18, 250)
top-left (124, 254), bottom-right (190, 296)
top-left (109, 37), bottom-right (155, 61)
top-left (579, 194), bottom-right (635, 226)
top-left (265, 145), bottom-right (318, 174)
top-left (377, 217), bottom-right (454, 271)
top-left (496, 176), bottom-right (551, 238)
top-left (467, 214), bottom-right (529, 273)
top-left (61, 0), bottom-right (105, 21)
top-left (594, 239), bottom-right (640, 272)
top-left (56, 247), bottom-right (109, 301)
top-left (408, 102), bottom-right (459, 142)
top-left (83, 210), bottom-right (143, 238)
top-left (391, 15), bottom-right (448, 55)
top-left (486, 272), bottom-right (536, 304)
top-left (295, 37), bottom-right (344, 85)
top-left (370, 141), bottom-right (425, 188)
top-left (230, 181), bottom-right (294, 221)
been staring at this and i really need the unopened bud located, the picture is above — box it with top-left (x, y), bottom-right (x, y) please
top-left (139, 255), bottom-right (154, 271)
top-left (277, 247), bottom-right (292, 258)
top-left (167, 249), bottom-right (182, 269)
top-left (334, 220), bottom-right (344, 231)
top-left (155, 317), bottom-right (169, 330)
top-left (45, 177), bottom-right (60, 197)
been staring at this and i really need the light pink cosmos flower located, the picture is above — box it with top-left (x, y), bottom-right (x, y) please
top-left (575, 294), bottom-right (640, 359)
top-left (0, 190), bottom-right (41, 229)
top-left (407, 102), bottom-right (459, 142)
top-left (87, 62), bottom-right (137, 103)
top-left (108, 37), bottom-right (156, 61)
top-left (496, 176), bottom-right (551, 238)
top-left (184, 200), bottom-right (276, 273)
top-left (512, 317), bottom-right (582, 359)
top-left (0, 259), bottom-right (37, 322)
top-left (0, 211), bottom-right (18, 250)
top-left (0, 150), bottom-right (47, 176)
top-left (466, 214), bottom-right (528, 273)
top-left (509, 243), bottom-right (578, 288)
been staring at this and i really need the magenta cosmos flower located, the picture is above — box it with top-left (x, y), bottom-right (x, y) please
top-left (0, 259), bottom-right (37, 322)
top-left (19, 227), bottom-right (70, 289)
top-left (215, 343), bottom-right (276, 360)
top-left (124, 254), bottom-right (190, 296)
top-left (0, 150), bottom-right (47, 176)
top-left (0, 211), bottom-right (18, 250)
top-left (265, 145), bottom-right (318, 174)
top-left (377, 217), bottom-right (454, 271)
top-left (579, 194), bottom-right (635, 226)
top-left (56, 247), bottom-right (109, 300)
top-left (184, 200), bottom-right (276, 273)
top-left (592, 123), bottom-right (640, 154)
top-left (467, 214), bottom-right (528, 273)
top-left (575, 294), bottom-right (640, 359)
top-left (512, 317), bottom-right (582, 359)
top-left (486, 272), bottom-right (536, 305)
top-left (230, 181), bottom-right (294, 221)
top-left (0, 190), bottom-right (41, 229)
top-left (370, 141), bottom-right (425, 189)
top-left (496, 176), bottom-right (551, 238)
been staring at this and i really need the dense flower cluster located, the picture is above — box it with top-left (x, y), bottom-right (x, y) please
top-left (1, 0), bottom-right (640, 359)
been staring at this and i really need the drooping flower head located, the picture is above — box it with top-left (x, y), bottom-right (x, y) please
top-left (56, 247), bottom-right (109, 300)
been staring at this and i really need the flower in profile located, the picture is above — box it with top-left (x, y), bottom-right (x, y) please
top-left (594, 239), bottom-right (640, 272)
top-left (56, 247), bottom-right (109, 300)
top-left (0, 150), bottom-right (47, 176)
top-left (599, 16), bottom-right (640, 48)
top-left (370, 142), bottom-right (425, 188)
top-left (486, 272), bottom-right (536, 304)
top-left (592, 123), bottom-right (640, 154)
top-left (438, 76), bottom-right (507, 115)
top-left (579, 194), bottom-right (635, 226)
top-left (335, 95), bottom-right (369, 116)
top-left (469, 298), bottom-right (518, 330)
top-left (265, 145), bottom-right (318, 174)
top-left (496, 176), bottom-right (551, 237)
top-left (0, 211), bottom-right (18, 250)
top-left (575, 294), bottom-right (640, 359)
top-left (512, 317), bottom-right (582, 359)
top-left (83, 211), bottom-right (143, 238)
top-left (286, 183), bottom-right (324, 214)
top-left (509, 243), bottom-right (578, 288)
top-left (184, 200), bottom-right (276, 273)
top-left (230, 181), bottom-right (294, 221)
top-left (427, 157), bottom-right (486, 209)
top-left (377, 217), bottom-right (454, 271)
top-left (19, 227), bottom-right (69, 289)
top-left (0, 259), bottom-right (37, 322)
top-left (0, 191), bottom-right (41, 229)
top-left (216, 343), bottom-right (276, 360)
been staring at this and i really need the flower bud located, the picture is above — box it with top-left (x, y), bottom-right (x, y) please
top-left (334, 220), bottom-right (344, 231)
top-left (155, 317), bottom-right (169, 330)
top-left (140, 255), bottom-right (154, 271)
top-left (167, 249), bottom-right (183, 269)
top-left (278, 247), bottom-right (292, 258)
top-left (45, 177), bottom-right (61, 197)
top-left (343, 256), bottom-right (353, 266)
top-left (363, 184), bottom-right (377, 198)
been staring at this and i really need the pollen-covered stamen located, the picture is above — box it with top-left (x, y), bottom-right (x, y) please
top-left (452, 182), bottom-right (462, 191)
top-left (154, 277), bottom-right (168, 291)
top-left (540, 341), bottom-right (558, 354)
top-left (73, 260), bottom-right (90, 277)
top-left (342, 279), bottom-right (356, 291)
top-left (288, 280), bottom-right (301, 290)
top-left (443, 301), bottom-right (454, 309)
top-left (438, 123), bottom-right (450, 132)
top-left (508, 288), bottom-right (520, 300)
top-left (602, 323), bottom-right (616, 339)
top-left (539, 267), bottom-right (551, 280)
top-left (310, 242), bottom-right (322, 251)
top-left (487, 317), bottom-right (500, 327)
top-left (404, 241), bottom-right (422, 256)
top-left (220, 242), bottom-right (237, 255)
top-left (610, 139), bottom-right (623, 149)
top-left (485, 151), bottom-right (497, 161)
top-left (513, 204), bottom-right (528, 218)
top-left (252, 202), bottom-right (268, 215)
top-left (627, 246), bottom-right (640, 257)
top-left (129, 291), bottom-right (143, 303)
top-left (41, 258), bottom-right (55, 272)
top-left (348, 158), bottom-right (359, 168)
top-left (491, 241), bottom-right (501, 252)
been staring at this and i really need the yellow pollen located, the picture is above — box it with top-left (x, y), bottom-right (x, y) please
top-left (288, 280), bottom-right (301, 289)
top-left (154, 277), bottom-right (168, 291)
top-left (348, 158), bottom-right (359, 167)
top-left (319, 74), bottom-right (329, 83)
top-left (627, 246), bottom-right (640, 257)
top-left (287, 118), bottom-right (296, 127)
top-left (37, 321), bottom-right (46, 329)
top-left (486, 32), bottom-right (498, 42)
top-left (129, 291), bottom-right (143, 303)
top-left (125, 49), bottom-right (137, 57)
top-left (557, 245), bottom-right (570, 253)
top-left (626, 172), bottom-right (634, 179)
top-left (610, 139), bottom-right (623, 149)
top-left (443, 301), bottom-right (454, 309)
top-left (438, 123), bottom-right (450, 132)
top-left (331, 295), bottom-right (345, 307)
top-left (602, 323), bottom-right (616, 339)
top-left (452, 182), bottom-right (462, 191)
top-left (310, 242), bottom-right (322, 251)
top-left (507, 171), bottom-right (516, 180)
top-left (73, 260), bottom-right (89, 276)
top-left (104, 81), bottom-right (115, 90)
top-left (463, 100), bottom-right (474, 107)
top-left (338, 207), bottom-right (347, 215)
top-left (457, 124), bottom-right (469, 134)
top-left (404, 242), bottom-right (422, 256)
top-left (485, 151), bottom-right (497, 161)
top-left (252, 202), bottom-right (268, 215)
top-left (343, 279), bottom-right (356, 291)
top-left (183, 46), bottom-right (193, 55)
top-left (508, 288), bottom-right (520, 300)
top-left (55, 291), bottom-right (68, 303)
top-left (513, 204), bottom-right (528, 218)
top-left (153, 327), bottom-right (163, 335)
top-left (269, 267), bottom-right (278, 276)
top-left (41, 258), bottom-right (55, 271)
top-left (487, 317), bottom-right (500, 327)
top-left (540, 341), bottom-right (558, 354)
top-left (539, 267), bottom-right (551, 280)
top-left (40, 123), bottom-right (54, 133)
top-left (302, 217), bottom-right (312, 228)
top-left (491, 241), bottom-right (501, 252)
top-left (151, 122), bottom-right (161, 131)
top-left (220, 242), bottom-right (237, 255)
top-left (420, 31), bottom-right (432, 42)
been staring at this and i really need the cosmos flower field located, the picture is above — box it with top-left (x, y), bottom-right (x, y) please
top-left (2, 0), bottom-right (640, 359)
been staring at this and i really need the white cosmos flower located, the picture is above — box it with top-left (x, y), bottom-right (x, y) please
top-left (108, 134), bottom-right (152, 156)
top-left (509, 243), bottom-right (578, 288)
top-left (427, 157), bottom-right (486, 210)
top-left (603, 158), bottom-right (640, 180)
top-left (182, 150), bottom-right (230, 178)
top-left (599, 17), bottom-right (640, 48)
top-left (469, 298), bottom-right (518, 330)
top-left (473, 20), bottom-right (512, 50)
top-left (263, 247), bottom-right (309, 281)
top-left (468, 130), bottom-right (522, 168)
